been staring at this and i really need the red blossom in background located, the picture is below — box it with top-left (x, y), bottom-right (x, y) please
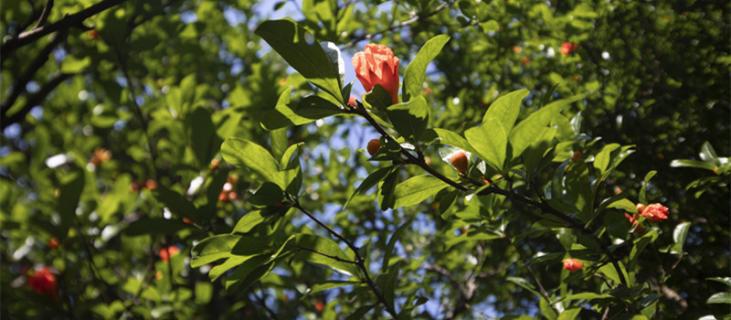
top-left (352, 44), bottom-right (400, 104)
top-left (562, 258), bottom-right (584, 272)
top-left (560, 41), bottom-right (577, 56)
top-left (159, 246), bottom-right (180, 262)
top-left (637, 203), bottom-right (669, 222)
top-left (28, 267), bottom-right (58, 297)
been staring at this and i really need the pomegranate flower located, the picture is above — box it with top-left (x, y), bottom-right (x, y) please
top-left (637, 203), bottom-right (669, 222)
top-left (562, 258), bottom-right (583, 272)
top-left (560, 42), bottom-right (577, 56)
top-left (159, 246), bottom-right (181, 262)
top-left (28, 267), bottom-right (58, 297)
top-left (352, 44), bottom-right (400, 104)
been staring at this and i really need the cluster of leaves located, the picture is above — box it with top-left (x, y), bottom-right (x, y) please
top-left (1, 0), bottom-right (728, 319)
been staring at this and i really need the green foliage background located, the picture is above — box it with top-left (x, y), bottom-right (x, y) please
top-left (1, 0), bottom-right (729, 319)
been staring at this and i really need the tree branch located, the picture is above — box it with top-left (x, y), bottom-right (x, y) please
top-left (1, 72), bottom-right (73, 130)
top-left (1, 0), bottom-right (126, 58)
top-left (352, 100), bottom-right (629, 287)
top-left (1, 31), bottom-right (67, 120)
top-left (292, 201), bottom-right (399, 319)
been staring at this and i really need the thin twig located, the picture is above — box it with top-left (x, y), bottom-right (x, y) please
top-left (292, 201), bottom-right (399, 318)
top-left (1, 0), bottom-right (127, 57)
top-left (344, 3), bottom-right (449, 48)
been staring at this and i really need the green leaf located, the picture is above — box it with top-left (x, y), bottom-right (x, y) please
top-left (261, 90), bottom-right (344, 129)
top-left (403, 35), bottom-right (450, 100)
top-left (558, 308), bottom-right (581, 320)
top-left (430, 128), bottom-right (476, 153)
top-left (393, 175), bottom-right (449, 209)
top-left (387, 95), bottom-right (430, 140)
top-left (345, 166), bottom-right (394, 208)
top-left (249, 183), bottom-right (284, 207)
top-left (221, 138), bottom-right (289, 189)
top-left (288, 234), bottom-right (359, 276)
top-left (191, 234), bottom-right (240, 268)
top-left (232, 211), bottom-right (268, 234)
top-left (699, 141), bottom-right (718, 162)
top-left (708, 277), bottom-right (731, 287)
top-left (125, 217), bottom-right (188, 236)
top-left (482, 89), bottom-right (529, 128)
top-left (255, 19), bottom-right (342, 103)
top-left (707, 292), bottom-right (731, 304)
top-left (61, 56), bottom-right (90, 73)
top-left (510, 95), bottom-right (581, 159)
top-left (606, 198), bottom-right (636, 212)
top-left (186, 107), bottom-right (221, 167)
top-left (639, 170), bottom-right (657, 204)
top-left (669, 159), bottom-right (716, 171)
top-left (594, 143), bottom-right (620, 174)
top-left (562, 292), bottom-right (612, 301)
top-left (194, 282), bottom-right (213, 304)
top-left (598, 262), bottom-right (630, 286)
top-left (382, 219), bottom-right (412, 270)
top-left (670, 222), bottom-right (691, 255)
top-left (154, 185), bottom-right (200, 221)
top-left (465, 120), bottom-right (509, 170)
top-left (306, 281), bottom-right (360, 295)
top-left (57, 171), bottom-right (85, 236)
top-left (209, 254), bottom-right (266, 281)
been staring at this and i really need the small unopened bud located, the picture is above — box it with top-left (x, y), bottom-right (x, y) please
top-left (562, 258), bottom-right (583, 272)
top-left (449, 151), bottom-right (469, 174)
top-left (367, 139), bottom-right (381, 156)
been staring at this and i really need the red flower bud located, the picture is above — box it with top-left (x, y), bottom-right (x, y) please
top-left (367, 139), bottom-right (381, 156)
top-left (159, 246), bottom-right (180, 262)
top-left (352, 44), bottom-right (400, 104)
top-left (449, 151), bottom-right (469, 174)
top-left (347, 96), bottom-right (357, 108)
top-left (560, 42), bottom-right (577, 56)
top-left (28, 267), bottom-right (58, 297)
top-left (637, 203), bottom-right (669, 222)
top-left (144, 179), bottom-right (158, 190)
top-left (562, 258), bottom-right (583, 272)
top-left (48, 237), bottom-right (60, 250)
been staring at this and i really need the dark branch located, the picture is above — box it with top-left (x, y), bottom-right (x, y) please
top-left (1, 31), bottom-right (66, 120)
top-left (1, 73), bottom-right (73, 130)
top-left (353, 100), bottom-right (629, 287)
top-left (1, 0), bottom-right (126, 57)
top-left (292, 201), bottom-right (399, 319)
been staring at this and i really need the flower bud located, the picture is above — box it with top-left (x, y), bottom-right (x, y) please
top-left (367, 139), bottom-right (381, 156)
top-left (347, 96), bottom-right (357, 108)
top-left (562, 258), bottom-right (583, 272)
top-left (637, 203), bottom-right (669, 222)
top-left (560, 42), bottom-right (577, 56)
top-left (449, 151), bottom-right (469, 174)
top-left (48, 237), bottom-right (60, 250)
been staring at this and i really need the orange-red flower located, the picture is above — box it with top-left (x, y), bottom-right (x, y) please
top-left (90, 148), bottom-right (111, 166)
top-left (28, 267), bottom-right (58, 297)
top-left (562, 258), bottom-right (583, 272)
top-left (352, 44), bottom-right (400, 104)
top-left (637, 203), bottom-right (669, 222)
top-left (560, 42), bottom-right (577, 56)
top-left (159, 246), bottom-right (180, 262)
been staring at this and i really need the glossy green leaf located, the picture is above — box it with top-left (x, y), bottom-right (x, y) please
top-left (255, 19), bottom-right (342, 103)
top-left (670, 222), bottom-right (691, 255)
top-left (387, 95), bottom-right (430, 140)
top-left (403, 35), bottom-right (450, 100)
top-left (393, 175), bottom-right (449, 209)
